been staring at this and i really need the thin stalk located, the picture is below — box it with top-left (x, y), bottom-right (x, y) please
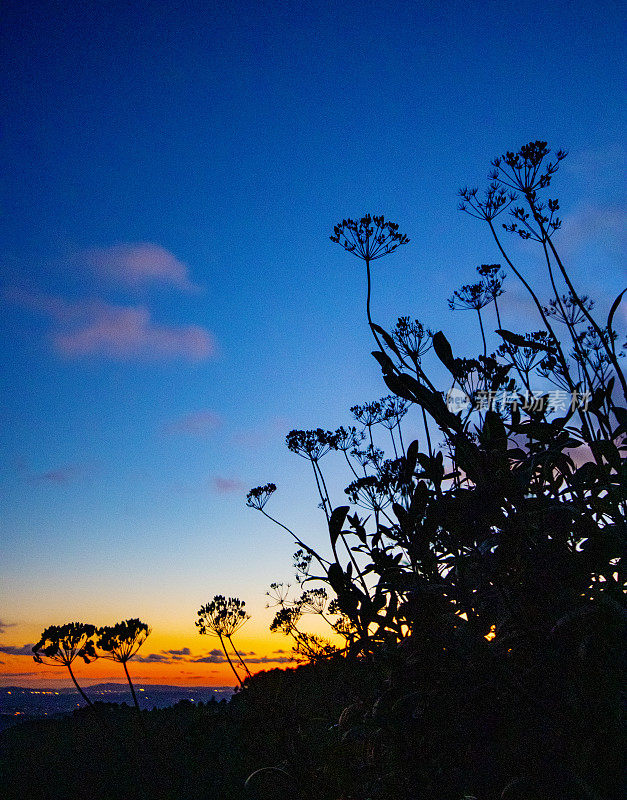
top-left (343, 449), bottom-right (360, 479)
top-left (539, 211), bottom-right (627, 401)
top-left (388, 426), bottom-right (398, 458)
top-left (396, 418), bottom-right (406, 457)
top-left (310, 459), bottom-right (330, 522)
top-left (260, 509), bottom-right (332, 569)
top-left (489, 222), bottom-right (610, 459)
top-left (415, 408), bottom-right (431, 458)
top-left (487, 220), bottom-right (571, 383)
top-left (122, 659), bottom-right (141, 713)
top-left (218, 632), bottom-right (244, 688)
top-left (227, 635), bottom-right (253, 679)
top-left (477, 308), bottom-right (487, 357)
top-left (66, 663), bottom-right (94, 708)
top-left (314, 459), bottom-right (332, 516)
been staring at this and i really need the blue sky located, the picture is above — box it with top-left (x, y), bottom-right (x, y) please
top-left (0, 0), bottom-right (624, 677)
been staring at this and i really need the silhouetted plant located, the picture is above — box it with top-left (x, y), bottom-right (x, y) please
top-left (196, 595), bottom-right (251, 686)
top-left (97, 618), bottom-right (150, 713)
top-left (32, 622), bottom-right (97, 708)
top-left (448, 281), bottom-right (493, 355)
top-left (247, 141), bottom-right (625, 799)
top-left (330, 214), bottom-right (409, 357)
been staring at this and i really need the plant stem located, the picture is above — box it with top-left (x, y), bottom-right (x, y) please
top-left (218, 632), bottom-right (244, 688)
top-left (227, 635), bottom-right (253, 679)
top-left (67, 663), bottom-right (94, 708)
top-left (122, 659), bottom-right (141, 713)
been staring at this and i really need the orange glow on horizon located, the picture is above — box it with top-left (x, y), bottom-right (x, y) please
top-left (0, 625), bottom-right (297, 688)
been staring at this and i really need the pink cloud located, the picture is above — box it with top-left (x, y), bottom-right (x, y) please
top-left (3, 288), bottom-right (80, 322)
top-left (164, 410), bottom-right (222, 436)
top-left (12, 456), bottom-right (96, 486)
top-left (55, 304), bottom-right (214, 360)
top-left (232, 417), bottom-right (291, 448)
top-left (33, 464), bottom-right (84, 484)
top-left (4, 289), bottom-right (216, 361)
top-left (78, 243), bottom-right (201, 291)
top-left (212, 476), bottom-right (247, 494)
top-left (560, 202), bottom-right (626, 260)
top-left (565, 143), bottom-right (625, 182)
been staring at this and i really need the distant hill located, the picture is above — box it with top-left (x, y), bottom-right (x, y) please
top-left (0, 684), bottom-right (234, 730)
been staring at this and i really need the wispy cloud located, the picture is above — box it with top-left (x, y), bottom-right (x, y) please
top-left (163, 410), bottom-right (222, 436)
top-left (55, 305), bottom-right (214, 360)
top-left (133, 652), bottom-right (172, 663)
top-left (12, 456), bottom-right (96, 486)
top-left (164, 647), bottom-right (192, 657)
top-left (232, 417), bottom-right (291, 449)
top-left (565, 144), bottom-right (625, 184)
top-left (4, 289), bottom-right (216, 361)
top-left (560, 202), bottom-right (626, 259)
top-left (0, 643), bottom-right (35, 656)
top-left (77, 243), bottom-right (201, 292)
top-left (0, 620), bottom-right (16, 636)
top-left (0, 671), bottom-right (38, 677)
top-left (243, 655), bottom-right (293, 664)
top-left (133, 647), bottom-right (291, 665)
top-left (189, 653), bottom-right (228, 663)
top-left (212, 476), bottom-right (247, 494)
top-left (31, 464), bottom-right (86, 484)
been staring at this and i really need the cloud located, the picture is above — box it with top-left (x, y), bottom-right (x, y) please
top-left (0, 671), bottom-right (38, 677)
top-left (134, 647), bottom-right (195, 664)
top-left (131, 646), bottom-right (291, 666)
top-left (190, 654), bottom-right (227, 663)
top-left (232, 417), bottom-right (291, 448)
top-left (0, 643), bottom-right (35, 656)
top-left (133, 653), bottom-right (171, 663)
top-left (212, 476), bottom-right (247, 494)
top-left (0, 620), bottom-right (15, 636)
top-left (78, 244), bottom-right (201, 291)
top-left (565, 144), bottom-right (625, 184)
top-left (164, 410), bottom-right (222, 436)
top-left (55, 305), bottom-right (215, 360)
top-left (163, 647), bottom-right (191, 657)
top-left (3, 288), bottom-right (79, 321)
top-left (4, 289), bottom-right (216, 361)
top-left (243, 656), bottom-right (294, 664)
top-left (13, 457), bottom-right (96, 486)
top-left (560, 203), bottom-right (626, 260)
top-left (190, 652), bottom-right (293, 665)
top-left (31, 464), bottom-right (86, 484)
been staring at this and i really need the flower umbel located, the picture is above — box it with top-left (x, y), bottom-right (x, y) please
top-left (330, 214), bottom-right (409, 261)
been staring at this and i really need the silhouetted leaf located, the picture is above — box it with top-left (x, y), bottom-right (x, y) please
top-left (432, 331), bottom-right (455, 371)
top-left (608, 287), bottom-right (626, 332)
top-left (329, 506), bottom-right (350, 548)
top-left (496, 329), bottom-right (551, 350)
top-left (372, 350), bottom-right (396, 375)
top-left (371, 323), bottom-right (403, 361)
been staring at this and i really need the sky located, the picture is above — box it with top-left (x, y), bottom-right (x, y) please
top-left (0, 0), bottom-right (624, 686)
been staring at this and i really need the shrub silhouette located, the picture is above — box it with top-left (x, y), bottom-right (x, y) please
top-left (97, 618), bottom-right (150, 712)
top-left (32, 622), bottom-right (97, 708)
top-left (247, 142), bottom-right (625, 798)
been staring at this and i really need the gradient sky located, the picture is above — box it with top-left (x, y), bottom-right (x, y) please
top-left (1, 0), bottom-right (624, 686)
